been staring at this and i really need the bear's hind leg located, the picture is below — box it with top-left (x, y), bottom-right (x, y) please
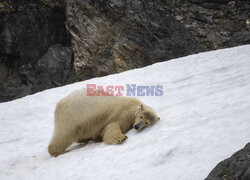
top-left (48, 132), bottom-right (73, 157)
top-left (103, 123), bottom-right (128, 145)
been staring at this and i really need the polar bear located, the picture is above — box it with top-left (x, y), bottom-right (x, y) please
top-left (48, 89), bottom-right (160, 157)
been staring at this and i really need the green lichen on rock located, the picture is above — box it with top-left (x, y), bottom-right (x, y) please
top-left (0, 2), bottom-right (12, 14)
top-left (41, 0), bottom-right (62, 8)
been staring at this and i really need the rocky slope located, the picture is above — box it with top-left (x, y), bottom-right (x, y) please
top-left (167, 0), bottom-right (250, 50)
top-left (66, 0), bottom-right (250, 80)
top-left (66, 0), bottom-right (205, 79)
top-left (0, 0), bottom-right (78, 102)
top-left (206, 143), bottom-right (250, 180)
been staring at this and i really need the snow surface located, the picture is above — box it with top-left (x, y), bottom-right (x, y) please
top-left (0, 45), bottom-right (250, 180)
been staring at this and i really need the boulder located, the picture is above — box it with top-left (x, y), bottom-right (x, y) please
top-left (0, 44), bottom-right (78, 102)
top-left (206, 143), bottom-right (250, 180)
top-left (0, 0), bottom-right (76, 102)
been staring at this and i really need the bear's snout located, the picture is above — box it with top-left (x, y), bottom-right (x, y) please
top-left (134, 124), bottom-right (139, 130)
top-left (134, 122), bottom-right (143, 130)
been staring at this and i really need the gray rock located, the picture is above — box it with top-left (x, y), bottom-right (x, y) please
top-left (176, 15), bottom-right (183, 21)
top-left (0, 0), bottom-right (77, 102)
top-left (0, 0), bottom-right (70, 65)
top-left (164, 1), bottom-right (250, 50)
top-left (32, 44), bottom-right (77, 92)
top-left (0, 72), bottom-right (32, 101)
top-left (66, 0), bottom-right (206, 80)
top-left (206, 143), bottom-right (250, 180)
top-left (0, 44), bottom-right (78, 102)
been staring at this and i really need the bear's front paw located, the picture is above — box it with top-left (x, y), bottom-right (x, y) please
top-left (109, 134), bottom-right (128, 145)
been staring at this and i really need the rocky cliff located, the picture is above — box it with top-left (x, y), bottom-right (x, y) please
top-left (0, 0), bottom-right (78, 102)
top-left (65, 0), bottom-right (205, 79)
top-left (167, 0), bottom-right (250, 50)
top-left (206, 143), bottom-right (250, 180)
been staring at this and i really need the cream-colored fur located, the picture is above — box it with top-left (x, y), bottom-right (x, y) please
top-left (48, 89), bottom-right (159, 157)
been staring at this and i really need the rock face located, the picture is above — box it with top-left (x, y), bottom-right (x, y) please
top-left (206, 143), bottom-right (250, 180)
top-left (166, 0), bottom-right (250, 50)
top-left (22, 44), bottom-right (76, 93)
top-left (66, 0), bottom-right (206, 79)
top-left (0, 0), bottom-right (78, 102)
top-left (0, 44), bottom-right (77, 102)
top-left (0, 0), bottom-right (69, 65)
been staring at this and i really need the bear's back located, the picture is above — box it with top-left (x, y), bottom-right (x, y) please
top-left (55, 89), bottom-right (141, 124)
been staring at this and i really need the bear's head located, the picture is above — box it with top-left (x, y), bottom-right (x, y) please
top-left (133, 104), bottom-right (160, 131)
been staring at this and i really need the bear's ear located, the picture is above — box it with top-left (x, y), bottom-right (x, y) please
top-left (141, 104), bottom-right (144, 110)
